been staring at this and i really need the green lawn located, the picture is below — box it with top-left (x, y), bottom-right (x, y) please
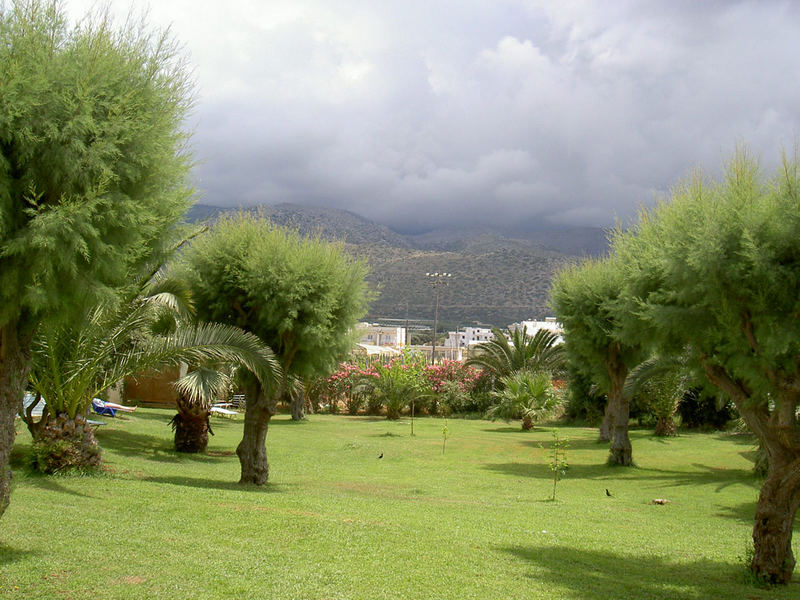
top-left (1, 410), bottom-right (798, 599)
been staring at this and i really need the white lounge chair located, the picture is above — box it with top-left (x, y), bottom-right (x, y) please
top-left (210, 405), bottom-right (237, 418)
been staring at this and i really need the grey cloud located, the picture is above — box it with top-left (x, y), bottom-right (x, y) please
top-left (77, 0), bottom-right (800, 233)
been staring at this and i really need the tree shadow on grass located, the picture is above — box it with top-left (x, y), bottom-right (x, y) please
top-left (17, 473), bottom-right (94, 499)
top-left (483, 461), bottom-right (759, 492)
top-left (95, 428), bottom-right (228, 464)
top-left (715, 500), bottom-right (759, 524)
top-left (516, 437), bottom-right (612, 451)
top-left (0, 543), bottom-right (36, 566)
top-left (143, 475), bottom-right (290, 493)
top-left (499, 544), bottom-right (780, 600)
top-left (481, 426), bottom-right (526, 433)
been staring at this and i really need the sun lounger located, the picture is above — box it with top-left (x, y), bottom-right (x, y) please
top-left (91, 399), bottom-right (116, 417)
top-left (210, 406), bottom-right (237, 418)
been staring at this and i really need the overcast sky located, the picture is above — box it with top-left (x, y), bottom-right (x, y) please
top-left (65, 0), bottom-right (800, 233)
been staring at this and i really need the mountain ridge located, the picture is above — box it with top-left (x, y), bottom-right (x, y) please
top-left (184, 203), bottom-right (609, 326)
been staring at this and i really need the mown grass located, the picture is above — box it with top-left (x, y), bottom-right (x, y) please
top-left (1, 410), bottom-right (798, 599)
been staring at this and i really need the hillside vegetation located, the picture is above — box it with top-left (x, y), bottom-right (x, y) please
top-left (186, 203), bottom-right (608, 327)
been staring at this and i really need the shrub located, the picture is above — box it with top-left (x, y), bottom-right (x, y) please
top-left (423, 360), bottom-right (481, 414)
top-left (487, 370), bottom-right (560, 430)
top-left (562, 367), bottom-right (606, 424)
top-left (357, 354), bottom-right (432, 420)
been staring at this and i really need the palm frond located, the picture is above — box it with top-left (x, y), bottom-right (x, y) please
top-left (173, 367), bottom-right (231, 407)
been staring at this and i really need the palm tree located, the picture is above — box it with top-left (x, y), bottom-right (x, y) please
top-left (170, 365), bottom-right (238, 453)
top-left (23, 289), bottom-right (279, 471)
top-left (623, 354), bottom-right (692, 437)
top-left (22, 238), bottom-right (280, 472)
top-left (467, 326), bottom-right (565, 388)
top-left (487, 370), bottom-right (559, 430)
top-left (356, 363), bottom-right (431, 420)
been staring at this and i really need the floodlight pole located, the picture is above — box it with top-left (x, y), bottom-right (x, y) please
top-left (425, 272), bottom-right (452, 366)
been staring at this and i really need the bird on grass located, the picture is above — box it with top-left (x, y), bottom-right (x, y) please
top-left (605, 489), bottom-right (612, 497)
top-left (378, 453), bottom-right (383, 459)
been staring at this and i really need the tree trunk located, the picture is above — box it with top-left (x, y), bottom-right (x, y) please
top-left (701, 361), bottom-right (800, 584)
top-left (31, 412), bottom-right (102, 473)
top-left (606, 350), bottom-right (632, 466)
top-left (170, 395), bottom-right (213, 453)
top-left (654, 416), bottom-right (677, 437)
top-left (0, 323), bottom-right (32, 519)
top-left (236, 382), bottom-right (273, 485)
top-left (290, 388), bottom-right (305, 421)
top-left (609, 397), bottom-right (632, 465)
top-left (521, 414), bottom-right (534, 430)
top-left (750, 456), bottom-right (800, 584)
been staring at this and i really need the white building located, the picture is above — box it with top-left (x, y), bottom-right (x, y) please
top-left (357, 323), bottom-right (406, 347)
top-left (507, 317), bottom-right (563, 343)
top-left (444, 326), bottom-right (496, 349)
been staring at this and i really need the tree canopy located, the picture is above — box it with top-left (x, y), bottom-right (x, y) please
top-left (0, 0), bottom-right (195, 518)
top-left (180, 212), bottom-right (373, 483)
top-left (182, 212), bottom-right (372, 379)
top-left (0, 1), bottom-right (194, 329)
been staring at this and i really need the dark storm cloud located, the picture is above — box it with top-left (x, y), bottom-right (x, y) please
top-left (68, 0), bottom-right (800, 232)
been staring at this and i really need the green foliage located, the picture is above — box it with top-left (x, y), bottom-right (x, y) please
top-left (0, 0), bottom-right (194, 330)
top-left (613, 150), bottom-right (800, 405)
top-left (467, 326), bottom-right (565, 388)
top-left (181, 212), bottom-right (373, 382)
top-left (625, 355), bottom-right (694, 435)
top-left (357, 355), bottom-right (432, 420)
top-left (487, 370), bottom-right (559, 429)
top-left (550, 256), bottom-right (644, 396)
top-left (562, 360), bottom-right (607, 424)
top-left (434, 380), bottom-right (470, 415)
top-left (610, 148), bottom-right (800, 582)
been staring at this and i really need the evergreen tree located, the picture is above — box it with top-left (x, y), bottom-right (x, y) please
top-left (180, 212), bottom-right (372, 484)
top-left (0, 1), bottom-right (194, 517)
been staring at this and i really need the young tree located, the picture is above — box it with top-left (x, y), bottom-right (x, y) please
top-left (550, 256), bottom-right (645, 465)
top-left (613, 150), bottom-right (800, 584)
top-left (0, 1), bottom-right (193, 516)
top-left (181, 213), bottom-right (372, 484)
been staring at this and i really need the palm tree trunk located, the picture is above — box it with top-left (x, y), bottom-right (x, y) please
top-left (170, 394), bottom-right (212, 453)
top-left (521, 414), bottom-right (534, 430)
top-left (31, 412), bottom-right (102, 473)
top-left (0, 322), bottom-right (33, 518)
top-left (654, 416), bottom-right (676, 436)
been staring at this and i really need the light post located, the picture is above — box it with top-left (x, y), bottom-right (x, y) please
top-left (425, 272), bottom-right (452, 365)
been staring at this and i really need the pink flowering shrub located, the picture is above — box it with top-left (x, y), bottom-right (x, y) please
top-left (324, 362), bottom-right (378, 414)
top-left (423, 360), bottom-right (482, 413)
top-left (316, 354), bottom-right (491, 416)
